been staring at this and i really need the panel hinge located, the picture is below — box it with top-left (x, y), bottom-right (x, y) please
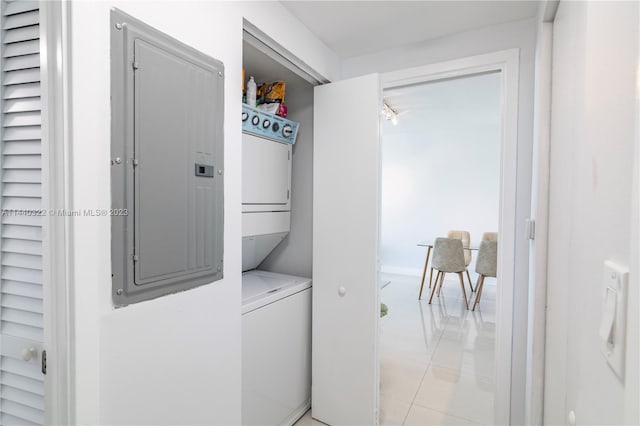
top-left (132, 61), bottom-right (139, 70)
top-left (41, 350), bottom-right (47, 375)
top-left (132, 254), bottom-right (139, 262)
top-left (526, 219), bottom-right (536, 240)
top-left (132, 158), bottom-right (139, 167)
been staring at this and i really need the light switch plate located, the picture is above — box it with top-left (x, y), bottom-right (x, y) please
top-left (600, 260), bottom-right (629, 380)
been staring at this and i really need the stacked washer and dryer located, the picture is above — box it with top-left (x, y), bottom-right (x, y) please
top-left (241, 104), bottom-right (312, 426)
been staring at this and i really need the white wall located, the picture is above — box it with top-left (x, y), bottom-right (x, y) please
top-left (380, 73), bottom-right (501, 277)
top-left (65, 2), bottom-right (337, 424)
top-left (342, 18), bottom-right (536, 424)
top-left (545, 1), bottom-right (639, 424)
top-left (260, 86), bottom-right (314, 278)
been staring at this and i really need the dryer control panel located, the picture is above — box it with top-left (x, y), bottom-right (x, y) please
top-left (242, 104), bottom-right (299, 144)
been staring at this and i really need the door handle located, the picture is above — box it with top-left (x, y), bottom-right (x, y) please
top-left (22, 347), bottom-right (38, 362)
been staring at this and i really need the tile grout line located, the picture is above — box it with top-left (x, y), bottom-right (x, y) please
top-left (400, 308), bottom-right (450, 425)
top-left (409, 401), bottom-right (486, 426)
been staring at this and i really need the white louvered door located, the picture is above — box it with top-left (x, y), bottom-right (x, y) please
top-left (0, 1), bottom-right (45, 425)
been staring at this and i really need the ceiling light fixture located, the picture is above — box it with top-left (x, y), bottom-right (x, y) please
top-left (382, 101), bottom-right (399, 126)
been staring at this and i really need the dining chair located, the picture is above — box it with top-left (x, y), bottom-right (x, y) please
top-left (474, 231), bottom-right (497, 291)
top-left (481, 231), bottom-right (498, 242)
top-left (446, 230), bottom-right (474, 292)
top-left (472, 239), bottom-right (497, 311)
top-left (428, 237), bottom-right (469, 309)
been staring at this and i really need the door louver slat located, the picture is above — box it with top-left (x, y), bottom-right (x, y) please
top-left (3, 169), bottom-right (40, 183)
top-left (3, 83), bottom-right (40, 100)
top-left (2, 97), bottom-right (41, 113)
top-left (1, 385), bottom-right (44, 410)
top-left (2, 10), bottom-right (38, 30)
top-left (2, 239), bottom-right (42, 256)
top-left (1, 294), bottom-right (42, 314)
top-left (1, 321), bottom-right (42, 342)
top-left (2, 68), bottom-right (39, 85)
top-left (1, 412), bottom-right (40, 426)
top-left (2, 25), bottom-right (38, 44)
top-left (1, 372), bottom-right (43, 397)
top-left (2, 1), bottom-right (37, 17)
top-left (1, 225), bottom-right (42, 241)
top-left (3, 126), bottom-right (40, 140)
top-left (2, 154), bottom-right (41, 169)
top-left (2, 252), bottom-right (41, 270)
top-left (1, 357), bottom-right (41, 382)
top-left (1, 398), bottom-right (43, 424)
top-left (3, 39), bottom-right (39, 58)
top-left (2, 182), bottom-right (41, 197)
top-left (3, 53), bottom-right (38, 71)
top-left (2, 216), bottom-right (41, 227)
top-left (3, 141), bottom-right (42, 156)
top-left (1, 266), bottom-right (42, 285)
top-left (1, 281), bottom-right (41, 300)
top-left (2, 197), bottom-right (42, 210)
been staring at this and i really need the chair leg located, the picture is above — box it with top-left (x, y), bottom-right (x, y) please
top-left (458, 272), bottom-right (469, 309)
top-left (428, 267), bottom-right (434, 288)
top-left (428, 271), bottom-right (441, 304)
top-left (419, 267), bottom-right (435, 299)
top-left (473, 275), bottom-right (485, 311)
top-left (437, 272), bottom-right (446, 296)
top-left (466, 269), bottom-right (474, 292)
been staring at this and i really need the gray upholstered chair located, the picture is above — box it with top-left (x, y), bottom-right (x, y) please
top-left (447, 230), bottom-right (474, 292)
top-left (472, 240), bottom-right (497, 311)
top-left (427, 230), bottom-right (474, 292)
top-left (428, 237), bottom-right (469, 309)
top-left (481, 231), bottom-right (498, 242)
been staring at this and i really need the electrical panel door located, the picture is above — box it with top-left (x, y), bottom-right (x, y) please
top-left (111, 9), bottom-right (224, 306)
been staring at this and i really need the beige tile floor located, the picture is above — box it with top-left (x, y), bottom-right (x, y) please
top-left (296, 273), bottom-right (496, 426)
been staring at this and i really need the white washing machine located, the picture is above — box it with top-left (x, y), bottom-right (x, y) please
top-left (241, 106), bottom-right (311, 426)
top-left (242, 270), bottom-right (311, 426)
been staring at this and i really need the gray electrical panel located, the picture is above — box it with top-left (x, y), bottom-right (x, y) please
top-left (111, 9), bottom-right (224, 306)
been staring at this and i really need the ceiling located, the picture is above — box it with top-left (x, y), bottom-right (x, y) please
top-left (280, 1), bottom-right (539, 58)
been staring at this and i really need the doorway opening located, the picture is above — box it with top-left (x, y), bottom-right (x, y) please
top-left (379, 72), bottom-right (502, 425)
top-left (378, 49), bottom-right (520, 425)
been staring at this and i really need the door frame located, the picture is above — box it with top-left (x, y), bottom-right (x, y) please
top-left (526, 2), bottom-right (558, 423)
top-left (382, 49), bottom-right (520, 425)
top-left (40, 1), bottom-right (72, 424)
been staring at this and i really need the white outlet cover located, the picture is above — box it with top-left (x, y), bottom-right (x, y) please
top-left (600, 260), bottom-right (629, 380)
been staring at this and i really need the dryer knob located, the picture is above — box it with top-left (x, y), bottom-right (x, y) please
top-left (262, 119), bottom-right (271, 129)
top-left (272, 122), bottom-right (280, 132)
top-left (282, 124), bottom-right (293, 138)
top-left (242, 112), bottom-right (248, 122)
top-left (251, 115), bottom-right (260, 126)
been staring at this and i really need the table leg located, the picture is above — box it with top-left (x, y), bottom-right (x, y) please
top-left (418, 246), bottom-right (432, 299)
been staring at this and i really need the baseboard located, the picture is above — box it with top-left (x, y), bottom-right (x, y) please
top-left (282, 399), bottom-right (311, 426)
top-left (380, 265), bottom-right (422, 276)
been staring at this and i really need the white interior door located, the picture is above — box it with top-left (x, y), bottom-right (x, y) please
top-left (0, 1), bottom-right (46, 424)
top-left (312, 73), bottom-right (381, 425)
